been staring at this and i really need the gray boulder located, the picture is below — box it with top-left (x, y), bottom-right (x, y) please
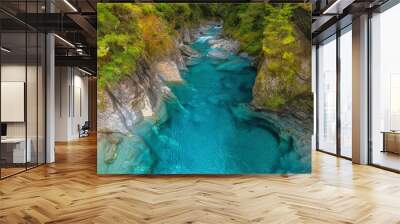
top-left (209, 38), bottom-right (240, 53)
top-left (207, 49), bottom-right (229, 60)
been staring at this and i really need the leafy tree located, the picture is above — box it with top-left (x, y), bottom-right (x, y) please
top-left (218, 4), bottom-right (265, 56)
top-left (97, 3), bottom-right (144, 90)
top-left (140, 14), bottom-right (175, 61)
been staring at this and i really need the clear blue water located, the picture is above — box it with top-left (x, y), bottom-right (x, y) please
top-left (140, 26), bottom-right (292, 174)
top-left (98, 25), bottom-right (310, 174)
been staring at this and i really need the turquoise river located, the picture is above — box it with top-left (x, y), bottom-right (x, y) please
top-left (99, 25), bottom-right (310, 174)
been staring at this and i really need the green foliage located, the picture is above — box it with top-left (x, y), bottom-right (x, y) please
top-left (219, 4), bottom-right (265, 56)
top-left (97, 3), bottom-right (144, 90)
top-left (97, 3), bottom-right (216, 86)
top-left (154, 3), bottom-right (205, 30)
top-left (97, 3), bottom-right (206, 92)
top-left (261, 4), bottom-right (309, 109)
top-left (97, 3), bottom-right (312, 112)
top-left (139, 14), bottom-right (175, 61)
top-left (220, 3), bottom-right (310, 58)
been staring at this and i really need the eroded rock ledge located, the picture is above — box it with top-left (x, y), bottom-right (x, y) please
top-left (98, 26), bottom-right (201, 172)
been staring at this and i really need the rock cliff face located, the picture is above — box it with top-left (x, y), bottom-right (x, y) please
top-left (155, 60), bottom-right (183, 83)
top-left (228, 20), bottom-right (312, 164)
top-left (98, 27), bottom-right (199, 136)
top-left (215, 23), bottom-right (312, 121)
top-left (97, 57), bottom-right (161, 135)
top-left (97, 26), bottom-right (200, 171)
top-left (251, 26), bottom-right (312, 121)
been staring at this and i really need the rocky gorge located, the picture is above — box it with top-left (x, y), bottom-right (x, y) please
top-left (97, 3), bottom-right (312, 174)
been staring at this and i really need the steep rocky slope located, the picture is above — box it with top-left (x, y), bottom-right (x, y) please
top-left (98, 25), bottom-right (199, 172)
top-left (218, 4), bottom-right (312, 120)
top-left (252, 26), bottom-right (312, 120)
top-left (98, 36), bottom-right (198, 135)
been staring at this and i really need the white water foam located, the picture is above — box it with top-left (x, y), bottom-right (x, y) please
top-left (196, 36), bottom-right (213, 43)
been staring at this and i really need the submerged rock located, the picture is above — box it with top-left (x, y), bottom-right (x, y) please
top-left (104, 143), bottom-right (118, 164)
top-left (239, 52), bottom-right (255, 62)
top-left (207, 94), bottom-right (230, 106)
top-left (186, 57), bottom-right (202, 67)
top-left (161, 86), bottom-right (173, 97)
top-left (239, 52), bottom-right (249, 58)
top-left (180, 45), bottom-right (200, 58)
top-left (207, 49), bottom-right (229, 60)
top-left (98, 134), bottom-right (155, 174)
top-left (158, 134), bottom-right (179, 149)
top-left (230, 104), bottom-right (311, 173)
top-left (209, 38), bottom-right (239, 53)
top-left (216, 59), bottom-right (250, 72)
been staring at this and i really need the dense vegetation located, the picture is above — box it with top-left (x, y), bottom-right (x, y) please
top-left (253, 4), bottom-right (311, 111)
top-left (216, 4), bottom-right (312, 112)
top-left (97, 4), bottom-right (144, 90)
top-left (97, 3), bottom-right (211, 90)
top-left (97, 3), bottom-right (312, 113)
top-left (219, 4), bottom-right (311, 56)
